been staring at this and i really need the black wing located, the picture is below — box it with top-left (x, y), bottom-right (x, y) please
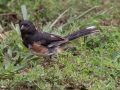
top-left (33, 31), bottom-right (67, 47)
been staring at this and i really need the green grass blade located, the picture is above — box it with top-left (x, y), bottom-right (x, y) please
top-left (76, 6), bottom-right (99, 20)
top-left (63, 6), bottom-right (99, 27)
top-left (49, 9), bottom-right (69, 32)
top-left (21, 5), bottom-right (28, 20)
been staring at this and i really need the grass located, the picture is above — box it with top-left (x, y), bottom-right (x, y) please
top-left (0, 0), bottom-right (120, 90)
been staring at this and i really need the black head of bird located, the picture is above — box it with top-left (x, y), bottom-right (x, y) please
top-left (19, 20), bottom-right (37, 34)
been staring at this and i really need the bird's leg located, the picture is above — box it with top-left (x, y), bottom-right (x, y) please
top-left (41, 55), bottom-right (53, 67)
top-left (41, 55), bottom-right (64, 68)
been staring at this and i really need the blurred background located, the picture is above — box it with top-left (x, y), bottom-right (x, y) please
top-left (0, 0), bottom-right (119, 31)
top-left (0, 0), bottom-right (120, 90)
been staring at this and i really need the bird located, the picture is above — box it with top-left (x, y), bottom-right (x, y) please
top-left (19, 20), bottom-right (100, 59)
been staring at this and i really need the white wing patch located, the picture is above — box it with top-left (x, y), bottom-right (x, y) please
top-left (51, 35), bottom-right (55, 38)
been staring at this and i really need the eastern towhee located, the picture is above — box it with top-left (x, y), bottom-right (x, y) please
top-left (19, 20), bottom-right (100, 58)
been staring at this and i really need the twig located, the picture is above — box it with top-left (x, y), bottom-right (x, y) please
top-left (0, 13), bottom-right (17, 16)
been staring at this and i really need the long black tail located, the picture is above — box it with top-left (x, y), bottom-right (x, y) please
top-left (48, 26), bottom-right (100, 47)
top-left (64, 26), bottom-right (100, 41)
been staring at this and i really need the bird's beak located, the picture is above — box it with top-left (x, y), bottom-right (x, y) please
top-left (20, 25), bottom-right (25, 30)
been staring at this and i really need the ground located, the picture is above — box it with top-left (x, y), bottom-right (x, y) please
top-left (0, 0), bottom-right (120, 90)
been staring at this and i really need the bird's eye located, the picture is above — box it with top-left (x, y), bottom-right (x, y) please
top-left (25, 24), bottom-right (29, 27)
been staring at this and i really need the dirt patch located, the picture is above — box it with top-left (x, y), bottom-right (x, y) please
top-left (0, 13), bottom-right (20, 31)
